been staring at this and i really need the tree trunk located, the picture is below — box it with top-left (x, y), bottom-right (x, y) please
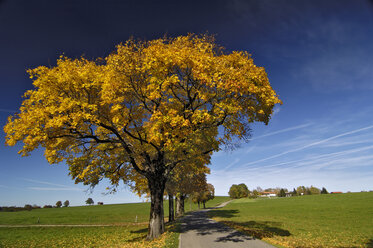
top-left (168, 194), bottom-right (174, 222)
top-left (147, 175), bottom-right (166, 240)
top-left (198, 201), bottom-right (200, 209)
top-left (175, 195), bottom-right (182, 217)
top-left (203, 201), bottom-right (206, 209)
top-left (180, 194), bottom-right (185, 214)
top-left (175, 194), bottom-right (185, 217)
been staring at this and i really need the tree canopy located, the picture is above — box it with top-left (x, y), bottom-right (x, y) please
top-left (192, 183), bottom-right (215, 208)
top-left (63, 200), bottom-right (70, 207)
top-left (4, 34), bottom-right (281, 239)
top-left (228, 183), bottom-right (250, 199)
top-left (85, 198), bottom-right (94, 205)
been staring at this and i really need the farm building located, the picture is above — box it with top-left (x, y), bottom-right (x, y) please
top-left (260, 192), bottom-right (277, 197)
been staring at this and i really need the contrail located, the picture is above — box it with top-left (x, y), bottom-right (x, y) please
top-left (243, 144), bottom-right (373, 173)
top-left (244, 124), bottom-right (373, 166)
top-left (22, 178), bottom-right (83, 191)
top-left (248, 123), bottom-right (311, 140)
top-left (0, 108), bottom-right (17, 113)
top-left (28, 187), bottom-right (82, 191)
top-left (224, 158), bottom-right (241, 170)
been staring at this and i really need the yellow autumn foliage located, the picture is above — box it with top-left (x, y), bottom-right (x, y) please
top-left (4, 35), bottom-right (281, 238)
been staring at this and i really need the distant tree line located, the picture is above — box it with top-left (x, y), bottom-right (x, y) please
top-left (0, 200), bottom-right (70, 212)
top-left (0, 204), bottom-right (41, 212)
top-left (228, 184), bottom-right (329, 199)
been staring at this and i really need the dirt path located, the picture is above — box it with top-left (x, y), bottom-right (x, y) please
top-left (178, 201), bottom-right (275, 248)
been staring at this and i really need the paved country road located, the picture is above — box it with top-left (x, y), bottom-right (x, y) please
top-left (179, 201), bottom-right (275, 248)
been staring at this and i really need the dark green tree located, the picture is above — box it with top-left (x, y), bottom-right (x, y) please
top-left (86, 198), bottom-right (94, 205)
top-left (292, 188), bottom-right (297, 196)
top-left (63, 200), bottom-right (70, 207)
top-left (321, 187), bottom-right (329, 194)
top-left (278, 188), bottom-right (286, 197)
top-left (55, 201), bottom-right (62, 208)
top-left (24, 204), bottom-right (33, 211)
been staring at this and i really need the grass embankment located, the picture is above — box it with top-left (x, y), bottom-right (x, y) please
top-left (208, 192), bottom-right (373, 248)
top-left (0, 196), bottom-right (229, 247)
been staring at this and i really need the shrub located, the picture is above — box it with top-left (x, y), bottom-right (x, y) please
top-left (24, 204), bottom-right (33, 211)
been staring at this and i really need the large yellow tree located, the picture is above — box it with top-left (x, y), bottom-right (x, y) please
top-left (4, 34), bottom-right (281, 239)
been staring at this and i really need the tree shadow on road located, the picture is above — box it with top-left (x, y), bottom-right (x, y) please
top-left (207, 209), bottom-right (239, 218)
top-left (180, 211), bottom-right (256, 243)
top-left (180, 210), bottom-right (291, 244)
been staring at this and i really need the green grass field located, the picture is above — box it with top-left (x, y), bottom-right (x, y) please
top-left (208, 192), bottom-right (373, 248)
top-left (0, 196), bottom-right (229, 248)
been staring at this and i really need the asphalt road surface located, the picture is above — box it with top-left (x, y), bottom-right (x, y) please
top-left (179, 202), bottom-right (275, 248)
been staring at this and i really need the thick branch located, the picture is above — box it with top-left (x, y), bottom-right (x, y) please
top-left (98, 122), bottom-right (146, 175)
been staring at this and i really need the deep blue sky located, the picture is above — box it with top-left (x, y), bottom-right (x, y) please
top-left (1, 0), bottom-right (373, 206)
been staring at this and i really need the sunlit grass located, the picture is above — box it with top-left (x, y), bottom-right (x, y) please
top-left (0, 196), bottom-right (230, 225)
top-left (208, 192), bottom-right (373, 248)
top-left (0, 202), bottom-right (152, 225)
top-left (0, 224), bottom-right (169, 248)
top-left (0, 196), bottom-right (229, 247)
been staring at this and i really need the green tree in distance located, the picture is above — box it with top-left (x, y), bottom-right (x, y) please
top-left (229, 183), bottom-right (249, 199)
top-left (278, 188), bottom-right (286, 197)
top-left (63, 200), bottom-right (70, 207)
top-left (321, 187), bottom-right (329, 194)
top-left (86, 198), bottom-right (94, 205)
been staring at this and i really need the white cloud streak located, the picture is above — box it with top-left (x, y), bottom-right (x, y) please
top-left (0, 108), bottom-right (17, 113)
top-left (243, 144), bottom-right (373, 173)
top-left (249, 123), bottom-right (311, 140)
top-left (22, 178), bottom-right (83, 192)
top-left (28, 187), bottom-right (82, 191)
top-left (243, 125), bottom-right (373, 166)
top-left (225, 158), bottom-right (241, 170)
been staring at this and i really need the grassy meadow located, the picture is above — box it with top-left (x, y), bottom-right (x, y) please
top-left (208, 192), bottom-right (373, 248)
top-left (0, 196), bottom-right (229, 248)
